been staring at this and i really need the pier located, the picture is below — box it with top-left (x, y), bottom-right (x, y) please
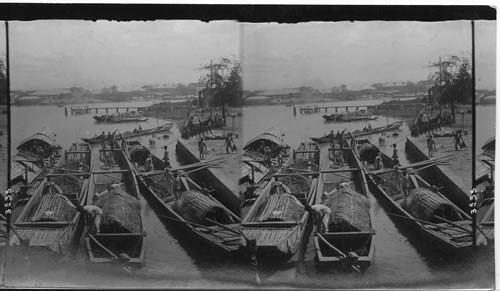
top-left (297, 104), bottom-right (372, 114)
top-left (405, 137), bottom-right (471, 211)
top-left (67, 104), bottom-right (192, 115)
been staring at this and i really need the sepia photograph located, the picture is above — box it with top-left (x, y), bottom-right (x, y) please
top-left (0, 5), bottom-right (496, 290)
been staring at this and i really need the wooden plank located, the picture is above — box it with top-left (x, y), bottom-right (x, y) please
top-left (322, 231), bottom-right (373, 239)
top-left (93, 170), bottom-right (130, 174)
top-left (242, 221), bottom-right (298, 228)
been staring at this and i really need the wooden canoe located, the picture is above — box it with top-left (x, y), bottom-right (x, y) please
top-left (84, 147), bottom-right (145, 265)
top-left (12, 142), bottom-right (92, 254)
top-left (82, 123), bottom-right (173, 144)
top-left (313, 146), bottom-right (375, 271)
top-left (355, 138), bottom-right (476, 252)
top-left (241, 141), bottom-right (320, 260)
top-left (125, 140), bottom-right (243, 254)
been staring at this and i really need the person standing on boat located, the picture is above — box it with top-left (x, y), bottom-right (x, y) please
top-left (374, 152), bottom-right (384, 170)
top-left (367, 123), bottom-right (372, 130)
top-left (198, 138), bottom-right (207, 160)
top-left (138, 125), bottom-right (142, 132)
top-left (329, 130), bottom-right (335, 149)
top-left (106, 132), bottom-right (113, 150)
top-left (264, 146), bottom-right (272, 167)
top-left (145, 154), bottom-right (154, 172)
top-left (224, 133), bottom-right (233, 154)
top-left (427, 136), bottom-right (436, 157)
top-left (349, 132), bottom-right (356, 148)
top-left (401, 170), bottom-right (410, 196)
top-left (453, 130), bottom-right (463, 151)
top-left (172, 172), bottom-right (181, 199)
top-left (77, 205), bottom-right (103, 234)
top-left (304, 204), bottom-right (331, 234)
top-left (119, 133), bottom-right (126, 150)
top-left (392, 144), bottom-right (399, 165)
top-left (277, 150), bottom-right (284, 167)
top-left (421, 112), bottom-right (430, 135)
top-left (163, 146), bottom-right (171, 168)
top-left (379, 133), bottom-right (386, 146)
top-left (390, 165), bottom-right (403, 192)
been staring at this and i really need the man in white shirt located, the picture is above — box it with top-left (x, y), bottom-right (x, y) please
top-left (305, 204), bottom-right (331, 234)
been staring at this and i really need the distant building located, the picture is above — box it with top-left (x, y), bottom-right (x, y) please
top-left (255, 88), bottom-right (300, 99)
top-left (15, 95), bottom-right (43, 105)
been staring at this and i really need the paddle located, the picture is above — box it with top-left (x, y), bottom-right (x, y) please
top-left (317, 233), bottom-right (361, 274)
top-left (88, 233), bottom-right (131, 273)
top-left (387, 213), bottom-right (471, 234)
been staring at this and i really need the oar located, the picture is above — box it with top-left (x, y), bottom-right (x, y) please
top-left (178, 160), bottom-right (226, 176)
top-left (387, 213), bottom-right (470, 234)
top-left (88, 233), bottom-right (131, 273)
top-left (317, 233), bottom-right (361, 274)
top-left (433, 215), bottom-right (474, 234)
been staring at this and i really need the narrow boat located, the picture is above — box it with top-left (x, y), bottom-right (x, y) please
top-left (356, 139), bottom-right (476, 252)
top-left (125, 140), bottom-right (243, 254)
top-left (312, 145), bottom-right (375, 271)
top-left (11, 142), bottom-right (92, 253)
top-left (336, 109), bottom-right (378, 122)
top-left (93, 111), bottom-right (148, 123)
top-left (322, 113), bottom-right (342, 121)
top-left (84, 147), bottom-right (145, 265)
top-left (346, 120), bottom-right (403, 138)
top-left (241, 141), bottom-right (320, 260)
top-left (82, 122), bottom-right (174, 144)
top-left (311, 121), bottom-right (403, 144)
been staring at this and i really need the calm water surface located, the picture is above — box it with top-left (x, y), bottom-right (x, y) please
top-left (3, 101), bottom-right (495, 288)
top-left (476, 104), bottom-right (496, 154)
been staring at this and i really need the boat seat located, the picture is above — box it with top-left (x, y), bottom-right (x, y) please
top-left (291, 192), bottom-right (307, 204)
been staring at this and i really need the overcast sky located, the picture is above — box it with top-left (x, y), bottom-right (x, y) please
top-left (242, 21), bottom-right (496, 91)
top-left (9, 20), bottom-right (239, 91)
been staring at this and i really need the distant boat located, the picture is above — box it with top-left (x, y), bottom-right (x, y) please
top-left (93, 111), bottom-right (148, 123)
top-left (311, 121), bottom-right (403, 143)
top-left (82, 122), bottom-right (173, 144)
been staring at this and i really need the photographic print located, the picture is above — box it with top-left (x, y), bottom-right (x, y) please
top-left (240, 20), bottom-right (495, 289)
top-left (5, 20), bottom-right (248, 289)
top-left (0, 5), bottom-right (496, 290)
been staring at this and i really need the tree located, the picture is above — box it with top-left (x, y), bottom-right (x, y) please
top-left (0, 59), bottom-right (6, 105)
top-left (199, 58), bottom-right (242, 124)
top-left (428, 56), bottom-right (472, 121)
top-left (339, 84), bottom-right (348, 93)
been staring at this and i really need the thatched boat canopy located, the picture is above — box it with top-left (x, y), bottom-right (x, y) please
top-left (401, 188), bottom-right (464, 222)
top-left (33, 183), bottom-right (77, 222)
top-left (324, 188), bottom-right (370, 232)
top-left (243, 127), bottom-right (286, 153)
top-left (276, 174), bottom-right (312, 194)
top-left (17, 127), bottom-right (58, 152)
top-left (257, 193), bottom-right (305, 222)
top-left (96, 189), bottom-right (142, 233)
top-left (357, 143), bottom-right (380, 162)
top-left (172, 190), bottom-right (236, 225)
top-left (128, 145), bottom-right (150, 164)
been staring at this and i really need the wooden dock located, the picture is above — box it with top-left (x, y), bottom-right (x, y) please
top-left (68, 104), bottom-right (192, 115)
top-left (405, 137), bottom-right (471, 211)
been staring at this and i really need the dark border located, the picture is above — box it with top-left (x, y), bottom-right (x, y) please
top-left (0, 4), bottom-right (495, 22)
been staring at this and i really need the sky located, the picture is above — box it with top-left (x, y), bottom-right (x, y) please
top-left (9, 20), bottom-right (240, 91)
top-left (242, 20), bottom-right (496, 91)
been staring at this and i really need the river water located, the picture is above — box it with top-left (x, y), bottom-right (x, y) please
top-left (476, 104), bottom-right (496, 154)
top-left (2, 101), bottom-right (495, 288)
top-left (241, 100), bottom-right (494, 289)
